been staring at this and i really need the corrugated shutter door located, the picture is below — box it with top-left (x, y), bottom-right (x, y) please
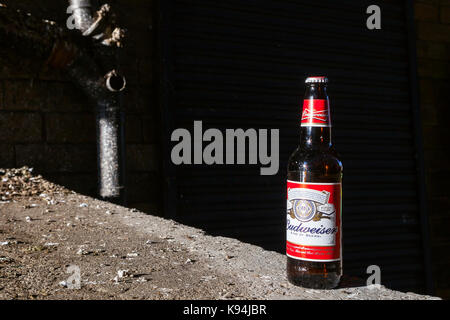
top-left (160, 0), bottom-right (428, 292)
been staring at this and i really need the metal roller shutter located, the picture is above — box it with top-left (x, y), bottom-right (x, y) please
top-left (158, 0), bottom-right (432, 293)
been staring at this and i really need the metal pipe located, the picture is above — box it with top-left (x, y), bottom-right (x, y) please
top-left (68, 0), bottom-right (93, 33)
top-left (66, 0), bottom-right (126, 204)
top-left (96, 99), bottom-right (124, 202)
top-left (66, 52), bottom-right (126, 204)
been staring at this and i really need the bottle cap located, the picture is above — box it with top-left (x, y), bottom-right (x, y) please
top-left (305, 76), bottom-right (328, 84)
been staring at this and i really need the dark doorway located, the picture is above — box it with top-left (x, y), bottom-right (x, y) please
top-left (157, 0), bottom-right (431, 293)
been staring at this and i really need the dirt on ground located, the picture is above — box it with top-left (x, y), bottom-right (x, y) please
top-left (0, 168), bottom-right (440, 300)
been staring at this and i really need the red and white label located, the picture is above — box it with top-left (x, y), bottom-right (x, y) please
top-left (301, 99), bottom-right (331, 127)
top-left (286, 180), bottom-right (341, 262)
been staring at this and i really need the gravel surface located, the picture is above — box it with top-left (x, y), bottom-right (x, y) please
top-left (0, 168), bottom-right (440, 300)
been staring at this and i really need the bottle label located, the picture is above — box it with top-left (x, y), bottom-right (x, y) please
top-left (301, 99), bottom-right (331, 127)
top-left (286, 180), bottom-right (341, 262)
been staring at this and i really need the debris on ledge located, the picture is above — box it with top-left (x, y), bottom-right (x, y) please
top-left (0, 168), bottom-right (440, 300)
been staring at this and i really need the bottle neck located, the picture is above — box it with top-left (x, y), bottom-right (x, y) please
top-left (300, 84), bottom-right (332, 149)
top-left (300, 126), bottom-right (332, 149)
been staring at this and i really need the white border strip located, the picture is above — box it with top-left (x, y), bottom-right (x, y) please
top-left (287, 180), bottom-right (341, 186)
top-left (286, 253), bottom-right (340, 262)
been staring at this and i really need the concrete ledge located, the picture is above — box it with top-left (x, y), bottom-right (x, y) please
top-left (0, 168), bottom-right (440, 300)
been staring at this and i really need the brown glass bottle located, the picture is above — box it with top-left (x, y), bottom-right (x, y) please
top-left (286, 77), bottom-right (343, 289)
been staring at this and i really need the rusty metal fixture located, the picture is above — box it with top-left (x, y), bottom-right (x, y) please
top-left (77, 3), bottom-right (126, 48)
top-left (83, 3), bottom-right (111, 36)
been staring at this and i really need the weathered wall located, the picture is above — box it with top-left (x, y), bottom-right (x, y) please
top-left (0, 0), bottom-right (161, 213)
top-left (1, 0), bottom-right (450, 299)
top-left (414, 0), bottom-right (450, 299)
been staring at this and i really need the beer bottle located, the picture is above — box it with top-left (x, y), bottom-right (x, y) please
top-left (286, 76), bottom-right (343, 289)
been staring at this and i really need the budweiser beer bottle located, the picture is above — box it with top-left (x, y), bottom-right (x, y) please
top-left (286, 76), bottom-right (343, 289)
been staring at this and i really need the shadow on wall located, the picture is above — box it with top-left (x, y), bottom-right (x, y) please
top-left (41, 170), bottom-right (163, 215)
top-left (0, 166), bottom-right (163, 217)
top-left (0, 0), bottom-right (160, 215)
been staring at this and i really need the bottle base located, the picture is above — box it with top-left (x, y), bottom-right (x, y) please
top-left (287, 273), bottom-right (341, 290)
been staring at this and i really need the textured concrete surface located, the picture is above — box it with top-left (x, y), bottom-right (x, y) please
top-left (0, 168), bottom-right (441, 300)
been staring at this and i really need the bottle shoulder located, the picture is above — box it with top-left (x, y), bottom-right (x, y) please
top-left (288, 145), bottom-right (343, 174)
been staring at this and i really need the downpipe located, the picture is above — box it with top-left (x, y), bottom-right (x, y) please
top-left (97, 72), bottom-right (126, 204)
top-left (68, 0), bottom-right (127, 204)
top-left (69, 0), bottom-right (93, 33)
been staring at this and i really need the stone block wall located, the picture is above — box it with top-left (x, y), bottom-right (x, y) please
top-left (0, 0), bottom-right (161, 213)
